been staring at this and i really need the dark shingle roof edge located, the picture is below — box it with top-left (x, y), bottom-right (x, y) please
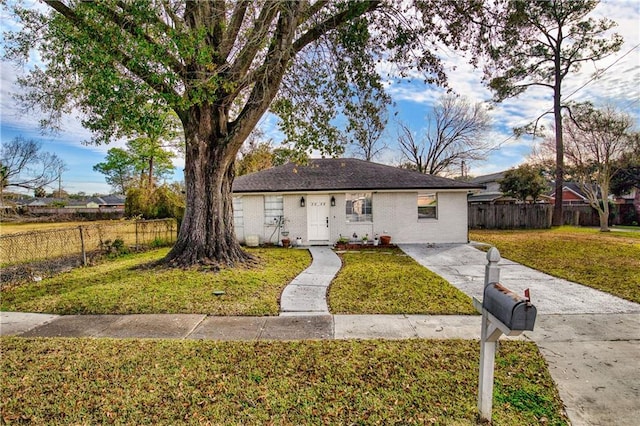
top-left (233, 158), bottom-right (484, 193)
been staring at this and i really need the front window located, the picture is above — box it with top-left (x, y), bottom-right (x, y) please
top-left (418, 193), bottom-right (437, 219)
top-left (346, 193), bottom-right (372, 222)
top-left (264, 195), bottom-right (283, 225)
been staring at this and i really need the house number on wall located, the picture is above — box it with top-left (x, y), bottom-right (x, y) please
top-left (310, 202), bottom-right (326, 206)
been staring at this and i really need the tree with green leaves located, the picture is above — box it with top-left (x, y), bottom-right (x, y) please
top-left (127, 137), bottom-right (177, 188)
top-left (235, 141), bottom-right (274, 177)
top-left (499, 164), bottom-right (548, 204)
top-left (94, 138), bottom-right (176, 194)
top-left (93, 148), bottom-right (135, 195)
top-left (125, 109), bottom-right (183, 188)
top-left (345, 91), bottom-right (388, 161)
top-left (4, 1), bottom-right (481, 267)
top-left (460, 0), bottom-right (623, 226)
top-left (126, 183), bottom-right (185, 224)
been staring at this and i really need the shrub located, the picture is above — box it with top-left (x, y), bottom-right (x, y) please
top-left (99, 238), bottom-right (129, 258)
top-left (126, 184), bottom-right (185, 223)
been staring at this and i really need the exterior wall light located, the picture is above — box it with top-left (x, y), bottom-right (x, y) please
top-left (330, 196), bottom-right (336, 206)
top-left (300, 196), bottom-right (305, 207)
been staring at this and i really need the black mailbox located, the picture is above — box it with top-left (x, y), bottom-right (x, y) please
top-left (483, 283), bottom-right (537, 331)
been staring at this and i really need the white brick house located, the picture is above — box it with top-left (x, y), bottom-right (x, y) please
top-left (232, 158), bottom-right (483, 245)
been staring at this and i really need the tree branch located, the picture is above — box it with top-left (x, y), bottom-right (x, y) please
top-left (227, 2), bottom-right (302, 154)
top-left (220, 0), bottom-right (249, 59)
top-left (44, 1), bottom-right (181, 100)
top-left (292, 1), bottom-right (381, 55)
top-left (227, 2), bottom-right (280, 80)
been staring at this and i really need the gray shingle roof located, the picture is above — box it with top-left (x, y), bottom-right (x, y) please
top-left (233, 158), bottom-right (483, 193)
top-left (470, 171), bottom-right (506, 184)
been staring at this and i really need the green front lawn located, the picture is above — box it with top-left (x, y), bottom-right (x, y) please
top-left (0, 248), bottom-right (311, 315)
top-left (1, 337), bottom-right (568, 425)
top-left (470, 227), bottom-right (640, 304)
top-left (329, 249), bottom-right (476, 314)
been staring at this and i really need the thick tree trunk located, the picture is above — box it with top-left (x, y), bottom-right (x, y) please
top-left (164, 106), bottom-right (253, 268)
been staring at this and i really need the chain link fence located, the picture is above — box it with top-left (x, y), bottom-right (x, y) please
top-left (0, 219), bottom-right (177, 267)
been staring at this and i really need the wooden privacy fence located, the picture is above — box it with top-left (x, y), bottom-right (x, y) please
top-left (0, 219), bottom-right (177, 266)
top-left (469, 203), bottom-right (634, 229)
top-left (469, 204), bottom-right (553, 229)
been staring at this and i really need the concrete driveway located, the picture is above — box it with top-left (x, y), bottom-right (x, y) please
top-left (399, 243), bottom-right (639, 315)
top-left (400, 243), bottom-right (640, 426)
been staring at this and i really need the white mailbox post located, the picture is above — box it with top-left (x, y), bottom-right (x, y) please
top-left (473, 247), bottom-right (537, 422)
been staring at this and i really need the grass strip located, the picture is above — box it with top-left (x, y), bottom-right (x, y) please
top-left (0, 248), bottom-right (311, 315)
top-left (329, 249), bottom-right (476, 314)
top-left (0, 337), bottom-right (567, 425)
top-left (470, 227), bottom-right (640, 303)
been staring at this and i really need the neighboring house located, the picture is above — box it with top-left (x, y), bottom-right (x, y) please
top-left (94, 195), bottom-right (126, 211)
top-left (24, 195), bottom-right (126, 214)
top-left (467, 171), bottom-right (517, 204)
top-left (613, 187), bottom-right (640, 225)
top-left (231, 158), bottom-right (483, 245)
top-left (548, 182), bottom-right (592, 205)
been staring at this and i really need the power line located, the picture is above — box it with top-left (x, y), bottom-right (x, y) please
top-left (563, 42), bottom-right (640, 102)
top-left (513, 42), bottom-right (640, 140)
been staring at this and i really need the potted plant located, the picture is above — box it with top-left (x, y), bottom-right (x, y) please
top-left (296, 237), bottom-right (303, 246)
top-left (373, 234), bottom-right (379, 246)
top-left (380, 234), bottom-right (391, 245)
top-left (281, 230), bottom-right (290, 248)
top-left (336, 235), bottom-right (349, 249)
top-left (362, 234), bottom-right (369, 245)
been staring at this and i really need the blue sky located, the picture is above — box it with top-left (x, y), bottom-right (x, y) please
top-left (1, 0), bottom-right (639, 195)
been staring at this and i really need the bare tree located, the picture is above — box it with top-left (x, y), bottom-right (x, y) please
top-left (397, 95), bottom-right (492, 176)
top-left (346, 94), bottom-right (388, 161)
top-left (0, 136), bottom-right (66, 200)
top-left (536, 103), bottom-right (637, 231)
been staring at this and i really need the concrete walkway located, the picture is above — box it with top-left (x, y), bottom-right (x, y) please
top-left (2, 243), bottom-right (640, 425)
top-left (279, 246), bottom-right (341, 315)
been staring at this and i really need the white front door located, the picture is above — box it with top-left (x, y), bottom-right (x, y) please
top-left (307, 195), bottom-right (331, 241)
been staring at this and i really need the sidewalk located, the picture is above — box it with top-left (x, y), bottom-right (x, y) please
top-left (0, 312), bottom-right (484, 340)
top-left (2, 243), bottom-right (640, 426)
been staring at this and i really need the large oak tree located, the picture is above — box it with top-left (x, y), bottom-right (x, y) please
top-left (4, 0), bottom-right (474, 267)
